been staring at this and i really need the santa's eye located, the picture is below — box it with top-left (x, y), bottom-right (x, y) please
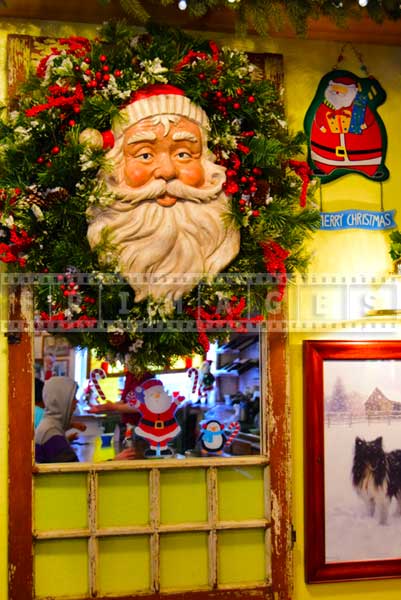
top-left (175, 150), bottom-right (192, 160)
top-left (136, 152), bottom-right (153, 161)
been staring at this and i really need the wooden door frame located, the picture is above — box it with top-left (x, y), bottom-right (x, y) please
top-left (7, 299), bottom-right (292, 600)
top-left (6, 32), bottom-right (293, 600)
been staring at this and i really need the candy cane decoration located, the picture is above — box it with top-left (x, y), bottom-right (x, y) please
top-left (224, 421), bottom-right (240, 447)
top-left (90, 368), bottom-right (107, 402)
top-left (187, 368), bottom-right (199, 394)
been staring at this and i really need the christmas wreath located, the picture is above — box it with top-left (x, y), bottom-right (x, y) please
top-left (0, 22), bottom-right (320, 372)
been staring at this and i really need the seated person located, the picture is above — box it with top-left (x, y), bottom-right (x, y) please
top-left (35, 376), bottom-right (135, 463)
top-left (34, 377), bottom-right (45, 429)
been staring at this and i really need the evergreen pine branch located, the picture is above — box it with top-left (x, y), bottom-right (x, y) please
top-left (119, 0), bottom-right (150, 23)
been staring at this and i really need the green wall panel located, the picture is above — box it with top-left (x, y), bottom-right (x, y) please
top-left (98, 535), bottom-right (150, 594)
top-left (98, 471), bottom-right (149, 527)
top-left (35, 538), bottom-right (88, 597)
top-left (160, 469), bottom-right (207, 524)
top-left (160, 532), bottom-right (209, 590)
top-left (34, 474), bottom-right (87, 531)
top-left (218, 529), bottom-right (266, 585)
top-left (218, 466), bottom-right (265, 521)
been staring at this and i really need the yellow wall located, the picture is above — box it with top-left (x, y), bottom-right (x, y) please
top-left (282, 37), bottom-right (401, 600)
top-left (2, 16), bottom-right (401, 600)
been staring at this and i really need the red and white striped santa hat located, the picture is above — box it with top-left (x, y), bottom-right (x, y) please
top-left (114, 83), bottom-right (209, 136)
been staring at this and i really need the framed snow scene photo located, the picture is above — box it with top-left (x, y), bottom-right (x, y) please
top-left (304, 340), bottom-right (401, 583)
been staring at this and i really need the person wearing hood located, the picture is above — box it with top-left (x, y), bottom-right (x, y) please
top-left (35, 376), bottom-right (135, 463)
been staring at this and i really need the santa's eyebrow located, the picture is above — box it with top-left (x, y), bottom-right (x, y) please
top-left (172, 131), bottom-right (199, 143)
top-left (126, 132), bottom-right (157, 145)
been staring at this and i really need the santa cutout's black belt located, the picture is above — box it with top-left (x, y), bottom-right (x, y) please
top-left (311, 141), bottom-right (382, 155)
top-left (141, 417), bottom-right (176, 429)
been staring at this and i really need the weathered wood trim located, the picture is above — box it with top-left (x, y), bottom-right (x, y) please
top-left (6, 35), bottom-right (32, 106)
top-left (33, 455), bottom-right (269, 473)
top-left (267, 306), bottom-right (293, 600)
top-left (150, 469), bottom-right (161, 593)
top-left (8, 286), bottom-right (33, 600)
top-left (207, 467), bottom-right (218, 588)
top-left (88, 471), bottom-right (98, 597)
top-left (64, 587), bottom-right (273, 600)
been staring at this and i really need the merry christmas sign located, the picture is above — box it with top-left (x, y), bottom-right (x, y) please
top-left (304, 70), bottom-right (389, 184)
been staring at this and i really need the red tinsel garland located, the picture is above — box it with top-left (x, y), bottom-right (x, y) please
top-left (187, 297), bottom-right (264, 351)
top-left (25, 83), bottom-right (84, 118)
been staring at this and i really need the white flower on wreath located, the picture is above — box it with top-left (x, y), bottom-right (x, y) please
top-left (44, 53), bottom-right (74, 83)
top-left (70, 302), bottom-right (82, 314)
top-left (3, 215), bottom-right (14, 228)
top-left (107, 320), bottom-right (125, 334)
top-left (147, 298), bottom-right (174, 323)
top-left (31, 204), bottom-right (44, 221)
top-left (79, 149), bottom-right (98, 171)
top-left (140, 58), bottom-right (168, 82)
top-left (100, 74), bottom-right (131, 102)
top-left (128, 338), bottom-right (143, 353)
top-left (14, 126), bottom-right (32, 144)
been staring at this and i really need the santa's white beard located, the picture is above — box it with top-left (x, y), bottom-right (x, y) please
top-left (87, 180), bottom-right (240, 302)
top-left (325, 86), bottom-right (357, 110)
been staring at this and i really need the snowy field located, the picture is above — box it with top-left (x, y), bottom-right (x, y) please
top-left (324, 419), bottom-right (401, 562)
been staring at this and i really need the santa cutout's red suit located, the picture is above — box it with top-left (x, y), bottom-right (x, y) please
top-left (309, 75), bottom-right (385, 179)
top-left (127, 378), bottom-right (183, 456)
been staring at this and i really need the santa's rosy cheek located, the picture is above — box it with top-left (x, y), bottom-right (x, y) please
top-left (124, 162), bottom-right (153, 188)
top-left (177, 162), bottom-right (205, 187)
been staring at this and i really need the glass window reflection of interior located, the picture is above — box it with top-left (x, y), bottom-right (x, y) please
top-left (33, 331), bottom-right (262, 463)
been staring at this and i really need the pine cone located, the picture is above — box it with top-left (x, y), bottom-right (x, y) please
top-left (26, 192), bottom-right (47, 207)
top-left (45, 187), bottom-right (69, 203)
top-left (252, 180), bottom-right (270, 206)
top-left (108, 332), bottom-right (128, 348)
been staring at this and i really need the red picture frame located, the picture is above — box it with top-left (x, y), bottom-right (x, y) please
top-left (303, 340), bottom-right (401, 583)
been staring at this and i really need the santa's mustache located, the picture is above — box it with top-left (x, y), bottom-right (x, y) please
top-left (117, 170), bottom-right (226, 206)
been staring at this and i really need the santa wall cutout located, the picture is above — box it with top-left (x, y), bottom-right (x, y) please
top-left (127, 378), bottom-right (184, 458)
top-left (304, 70), bottom-right (389, 184)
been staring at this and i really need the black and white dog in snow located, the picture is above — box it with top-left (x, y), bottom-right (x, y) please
top-left (352, 436), bottom-right (401, 525)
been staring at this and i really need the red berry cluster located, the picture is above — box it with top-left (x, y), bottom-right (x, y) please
top-left (56, 272), bottom-right (96, 308)
top-left (202, 86), bottom-right (256, 118)
top-left (217, 148), bottom-right (264, 218)
top-left (81, 54), bottom-right (121, 91)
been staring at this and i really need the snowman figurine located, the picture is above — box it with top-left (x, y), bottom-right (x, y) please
top-left (127, 379), bottom-right (184, 458)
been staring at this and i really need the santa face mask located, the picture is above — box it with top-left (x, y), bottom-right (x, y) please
top-left (86, 84), bottom-right (240, 303)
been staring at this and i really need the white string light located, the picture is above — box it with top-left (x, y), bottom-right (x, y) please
top-left (178, 0), bottom-right (187, 10)
top-left (358, 0), bottom-right (369, 7)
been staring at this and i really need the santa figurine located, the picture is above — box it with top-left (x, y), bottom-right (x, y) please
top-left (127, 379), bottom-right (184, 457)
top-left (305, 70), bottom-right (389, 182)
